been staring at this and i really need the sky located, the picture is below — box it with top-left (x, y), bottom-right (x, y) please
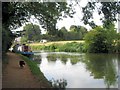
top-left (12, 0), bottom-right (118, 34)
top-left (56, 0), bottom-right (103, 30)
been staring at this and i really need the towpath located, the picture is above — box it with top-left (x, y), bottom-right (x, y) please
top-left (2, 52), bottom-right (49, 88)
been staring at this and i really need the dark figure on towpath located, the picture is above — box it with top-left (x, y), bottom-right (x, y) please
top-left (19, 60), bottom-right (25, 68)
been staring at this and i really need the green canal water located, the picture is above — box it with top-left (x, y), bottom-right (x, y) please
top-left (33, 51), bottom-right (120, 88)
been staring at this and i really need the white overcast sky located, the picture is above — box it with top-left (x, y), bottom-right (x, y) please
top-left (13, 0), bottom-right (119, 34)
top-left (56, 0), bottom-right (103, 30)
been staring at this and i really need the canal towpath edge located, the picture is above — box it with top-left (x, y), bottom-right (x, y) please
top-left (2, 52), bottom-right (50, 88)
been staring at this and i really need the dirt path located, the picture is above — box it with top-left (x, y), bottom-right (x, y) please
top-left (2, 52), bottom-right (48, 88)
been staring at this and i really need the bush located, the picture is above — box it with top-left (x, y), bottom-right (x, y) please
top-left (84, 26), bottom-right (117, 53)
top-left (30, 42), bottom-right (85, 53)
top-left (2, 26), bottom-right (14, 54)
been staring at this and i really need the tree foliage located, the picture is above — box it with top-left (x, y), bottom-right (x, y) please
top-left (2, 2), bottom-right (75, 53)
top-left (69, 25), bottom-right (87, 40)
top-left (2, 2), bottom-right (75, 34)
top-left (58, 27), bottom-right (68, 40)
top-left (2, 26), bottom-right (15, 54)
top-left (58, 25), bottom-right (87, 40)
top-left (85, 27), bottom-right (108, 53)
top-left (81, 2), bottom-right (120, 28)
top-left (84, 24), bottom-right (118, 53)
top-left (2, 1), bottom-right (120, 54)
top-left (22, 24), bottom-right (41, 42)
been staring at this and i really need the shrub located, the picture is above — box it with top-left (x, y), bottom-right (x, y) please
top-left (30, 42), bottom-right (85, 53)
top-left (84, 26), bottom-right (117, 53)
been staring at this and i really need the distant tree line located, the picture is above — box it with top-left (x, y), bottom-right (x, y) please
top-left (57, 25), bottom-right (87, 41)
top-left (20, 24), bottom-right (88, 43)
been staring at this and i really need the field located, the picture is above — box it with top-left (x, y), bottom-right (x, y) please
top-left (28, 40), bottom-right (84, 46)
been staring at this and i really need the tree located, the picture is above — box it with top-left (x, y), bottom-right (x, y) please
top-left (27, 2), bottom-right (75, 35)
top-left (2, 2), bottom-right (75, 53)
top-left (69, 25), bottom-right (78, 32)
top-left (2, 2), bottom-right (72, 30)
top-left (23, 24), bottom-right (41, 42)
top-left (69, 25), bottom-right (88, 40)
top-left (84, 24), bottom-right (117, 53)
top-left (81, 2), bottom-right (120, 28)
top-left (84, 26), bottom-right (108, 53)
top-left (78, 26), bottom-right (88, 36)
top-left (58, 27), bottom-right (68, 40)
top-left (20, 36), bottom-right (27, 43)
top-left (2, 26), bottom-right (15, 54)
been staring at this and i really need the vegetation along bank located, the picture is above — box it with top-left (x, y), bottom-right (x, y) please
top-left (29, 41), bottom-right (86, 53)
top-left (29, 24), bottom-right (120, 54)
top-left (20, 54), bottom-right (51, 87)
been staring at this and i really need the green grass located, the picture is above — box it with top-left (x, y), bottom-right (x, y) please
top-left (29, 40), bottom-right (84, 46)
top-left (30, 45), bottom-right (45, 51)
top-left (29, 41), bottom-right (86, 52)
top-left (20, 54), bottom-right (51, 87)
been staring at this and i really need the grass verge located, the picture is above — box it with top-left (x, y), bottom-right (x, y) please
top-left (30, 41), bottom-right (86, 53)
top-left (20, 54), bottom-right (51, 87)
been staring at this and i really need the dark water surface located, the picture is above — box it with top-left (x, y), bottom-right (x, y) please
top-left (34, 51), bottom-right (120, 88)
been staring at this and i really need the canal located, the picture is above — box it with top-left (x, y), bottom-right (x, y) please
top-left (33, 51), bottom-right (119, 88)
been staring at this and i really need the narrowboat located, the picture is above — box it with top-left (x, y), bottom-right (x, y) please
top-left (12, 44), bottom-right (34, 57)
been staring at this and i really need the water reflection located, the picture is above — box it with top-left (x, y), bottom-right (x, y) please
top-left (83, 54), bottom-right (118, 88)
top-left (32, 55), bottom-right (42, 64)
top-left (118, 55), bottom-right (120, 89)
top-left (34, 52), bottom-right (119, 88)
top-left (47, 54), bottom-right (81, 65)
top-left (49, 78), bottom-right (67, 89)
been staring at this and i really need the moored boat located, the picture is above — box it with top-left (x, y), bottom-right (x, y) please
top-left (12, 44), bottom-right (34, 57)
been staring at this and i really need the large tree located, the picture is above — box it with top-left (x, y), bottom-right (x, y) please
top-left (58, 27), bottom-right (68, 40)
top-left (2, 2), bottom-right (75, 53)
top-left (22, 24), bottom-right (41, 42)
top-left (81, 1), bottom-right (120, 28)
top-left (2, 2), bottom-right (75, 34)
top-left (84, 24), bottom-right (117, 53)
top-left (69, 25), bottom-right (88, 40)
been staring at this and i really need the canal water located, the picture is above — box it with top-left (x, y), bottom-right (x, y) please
top-left (34, 51), bottom-right (120, 88)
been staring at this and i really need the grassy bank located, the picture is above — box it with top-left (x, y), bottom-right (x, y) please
top-left (20, 54), bottom-right (51, 87)
top-left (29, 40), bottom-right (84, 46)
top-left (29, 41), bottom-right (86, 52)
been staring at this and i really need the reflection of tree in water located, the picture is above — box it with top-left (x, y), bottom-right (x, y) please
top-left (70, 58), bottom-right (80, 65)
top-left (83, 54), bottom-right (118, 88)
top-left (47, 54), bottom-right (80, 65)
top-left (47, 54), bottom-right (57, 62)
top-left (33, 55), bottom-right (42, 64)
top-left (49, 78), bottom-right (67, 89)
top-left (118, 55), bottom-right (120, 89)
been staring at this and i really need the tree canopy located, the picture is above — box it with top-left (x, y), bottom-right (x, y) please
top-left (84, 23), bottom-right (118, 53)
top-left (58, 25), bottom-right (87, 40)
top-left (22, 24), bottom-right (41, 42)
top-left (2, 2), bottom-right (74, 53)
top-left (81, 1), bottom-right (120, 28)
top-left (2, 2), bottom-right (75, 35)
